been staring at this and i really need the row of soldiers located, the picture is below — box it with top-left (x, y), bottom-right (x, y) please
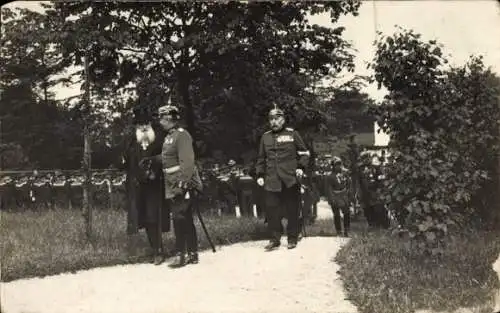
top-left (0, 152), bottom-right (390, 238)
top-left (0, 152), bottom-right (391, 237)
top-left (0, 172), bottom-right (127, 211)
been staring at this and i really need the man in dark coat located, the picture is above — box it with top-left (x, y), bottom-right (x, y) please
top-left (255, 104), bottom-right (310, 250)
top-left (122, 106), bottom-right (170, 265)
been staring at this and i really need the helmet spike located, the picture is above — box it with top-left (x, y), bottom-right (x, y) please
top-left (269, 103), bottom-right (284, 118)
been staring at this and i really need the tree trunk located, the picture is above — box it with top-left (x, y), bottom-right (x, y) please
top-left (496, 98), bottom-right (500, 229)
top-left (83, 52), bottom-right (92, 240)
top-left (41, 49), bottom-right (48, 107)
top-left (178, 12), bottom-right (196, 151)
top-left (179, 69), bottom-right (195, 137)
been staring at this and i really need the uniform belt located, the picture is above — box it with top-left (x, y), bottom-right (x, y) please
top-left (163, 165), bottom-right (180, 174)
top-left (332, 188), bottom-right (347, 194)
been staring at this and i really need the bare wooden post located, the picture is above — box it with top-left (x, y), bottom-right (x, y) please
top-left (83, 51), bottom-right (92, 240)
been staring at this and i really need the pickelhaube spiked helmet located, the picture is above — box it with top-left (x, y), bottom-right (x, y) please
top-left (268, 103), bottom-right (284, 118)
top-left (158, 98), bottom-right (179, 116)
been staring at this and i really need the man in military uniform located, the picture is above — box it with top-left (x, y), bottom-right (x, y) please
top-left (347, 134), bottom-right (361, 216)
top-left (123, 105), bottom-right (170, 265)
top-left (237, 168), bottom-right (255, 217)
top-left (325, 156), bottom-right (352, 237)
top-left (255, 104), bottom-right (310, 250)
top-left (359, 157), bottom-right (390, 229)
top-left (156, 103), bottom-right (203, 268)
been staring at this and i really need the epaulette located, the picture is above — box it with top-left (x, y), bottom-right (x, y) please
top-left (286, 127), bottom-right (294, 131)
top-left (177, 127), bottom-right (184, 132)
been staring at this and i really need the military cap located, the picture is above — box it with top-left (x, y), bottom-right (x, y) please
top-left (331, 156), bottom-right (342, 164)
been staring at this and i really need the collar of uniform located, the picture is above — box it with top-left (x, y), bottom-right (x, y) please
top-left (166, 126), bottom-right (177, 134)
top-left (270, 127), bottom-right (287, 134)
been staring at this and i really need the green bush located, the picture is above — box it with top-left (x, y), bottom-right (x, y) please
top-left (370, 28), bottom-right (500, 252)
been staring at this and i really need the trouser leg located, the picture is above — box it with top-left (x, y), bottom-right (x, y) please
top-left (330, 201), bottom-right (342, 233)
top-left (342, 205), bottom-right (350, 233)
top-left (241, 193), bottom-right (252, 217)
top-left (145, 222), bottom-right (161, 252)
top-left (185, 204), bottom-right (198, 253)
top-left (265, 190), bottom-right (282, 243)
top-left (284, 184), bottom-right (300, 243)
top-left (171, 197), bottom-right (198, 254)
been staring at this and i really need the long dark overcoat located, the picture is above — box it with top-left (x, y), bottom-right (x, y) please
top-left (123, 124), bottom-right (170, 235)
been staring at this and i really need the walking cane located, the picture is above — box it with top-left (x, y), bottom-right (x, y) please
top-left (298, 175), bottom-right (307, 238)
top-left (190, 190), bottom-right (216, 253)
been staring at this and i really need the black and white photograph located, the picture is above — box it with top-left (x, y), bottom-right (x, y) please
top-left (1, 1), bottom-right (499, 312)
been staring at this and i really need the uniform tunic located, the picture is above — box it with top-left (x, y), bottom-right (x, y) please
top-left (325, 167), bottom-right (351, 208)
top-left (161, 127), bottom-right (202, 199)
top-left (255, 127), bottom-right (310, 192)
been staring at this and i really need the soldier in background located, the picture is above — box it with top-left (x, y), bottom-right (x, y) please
top-left (359, 155), bottom-right (390, 229)
top-left (122, 105), bottom-right (170, 265)
top-left (237, 168), bottom-right (255, 217)
top-left (325, 156), bottom-right (352, 237)
top-left (217, 160), bottom-right (238, 215)
top-left (347, 135), bottom-right (361, 216)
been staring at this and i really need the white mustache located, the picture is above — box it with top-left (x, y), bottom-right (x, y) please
top-left (135, 124), bottom-right (156, 150)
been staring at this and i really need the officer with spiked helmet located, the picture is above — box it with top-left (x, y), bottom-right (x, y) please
top-left (255, 103), bottom-right (310, 250)
top-left (156, 101), bottom-right (203, 267)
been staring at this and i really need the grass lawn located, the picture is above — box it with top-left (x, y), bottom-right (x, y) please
top-left (335, 224), bottom-right (500, 313)
top-left (0, 208), bottom-right (261, 282)
top-left (0, 208), bottom-right (337, 282)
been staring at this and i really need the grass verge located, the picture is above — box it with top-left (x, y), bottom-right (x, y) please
top-left (0, 208), bottom-right (337, 282)
top-left (335, 226), bottom-right (500, 313)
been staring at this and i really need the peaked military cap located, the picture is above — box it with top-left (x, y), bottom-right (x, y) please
top-left (331, 156), bottom-right (343, 164)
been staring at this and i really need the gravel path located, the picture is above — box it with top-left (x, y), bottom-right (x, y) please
top-left (1, 201), bottom-right (358, 313)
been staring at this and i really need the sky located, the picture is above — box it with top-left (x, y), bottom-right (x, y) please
top-left (3, 0), bottom-right (500, 145)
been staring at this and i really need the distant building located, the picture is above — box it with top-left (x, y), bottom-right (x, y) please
top-left (313, 120), bottom-right (387, 158)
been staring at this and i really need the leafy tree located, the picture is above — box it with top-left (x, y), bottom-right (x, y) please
top-left (46, 1), bottom-right (361, 161)
top-left (370, 28), bottom-right (500, 252)
top-left (0, 6), bottom-right (81, 169)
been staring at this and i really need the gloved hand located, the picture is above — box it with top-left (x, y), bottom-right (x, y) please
top-left (139, 157), bottom-right (151, 168)
top-left (257, 178), bottom-right (264, 187)
top-left (178, 181), bottom-right (187, 189)
top-left (296, 168), bottom-right (304, 178)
